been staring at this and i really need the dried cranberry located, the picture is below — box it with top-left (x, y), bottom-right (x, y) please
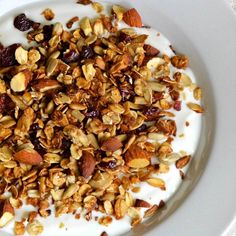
top-left (0, 44), bottom-right (20, 67)
top-left (0, 43), bottom-right (3, 50)
top-left (13, 13), bottom-right (33, 31)
top-left (85, 108), bottom-right (100, 118)
top-left (80, 46), bottom-right (94, 59)
top-left (62, 50), bottom-right (80, 64)
top-left (31, 138), bottom-right (46, 156)
top-left (143, 107), bottom-right (161, 121)
top-left (43, 25), bottom-right (53, 41)
top-left (99, 160), bottom-right (117, 169)
top-left (59, 41), bottom-right (70, 53)
top-left (0, 94), bottom-right (15, 114)
top-left (119, 32), bottom-right (132, 43)
top-left (173, 101), bottom-right (182, 111)
top-left (136, 124), bottom-right (147, 133)
top-left (61, 138), bottom-right (72, 150)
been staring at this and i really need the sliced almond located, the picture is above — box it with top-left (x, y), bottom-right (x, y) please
top-left (146, 178), bottom-right (166, 190)
top-left (10, 70), bottom-right (32, 92)
top-left (144, 204), bottom-right (158, 218)
top-left (0, 199), bottom-right (15, 228)
top-left (14, 148), bottom-right (43, 165)
top-left (114, 198), bottom-right (128, 219)
top-left (187, 102), bottom-right (204, 113)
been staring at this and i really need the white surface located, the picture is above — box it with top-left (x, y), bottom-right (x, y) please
top-left (0, 0), bottom-right (236, 236)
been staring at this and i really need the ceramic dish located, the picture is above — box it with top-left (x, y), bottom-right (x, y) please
top-left (0, 0), bottom-right (236, 236)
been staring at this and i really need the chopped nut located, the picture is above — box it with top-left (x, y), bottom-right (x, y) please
top-left (15, 46), bottom-right (28, 65)
top-left (0, 199), bottom-right (14, 228)
top-left (41, 8), bottom-right (55, 21)
top-left (10, 69), bottom-right (32, 92)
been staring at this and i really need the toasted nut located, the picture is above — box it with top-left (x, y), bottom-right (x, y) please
top-left (135, 199), bottom-right (151, 208)
top-left (144, 44), bottom-right (160, 56)
top-left (14, 148), bottom-right (43, 165)
top-left (175, 155), bottom-right (191, 169)
top-left (187, 102), bottom-right (204, 113)
top-left (26, 220), bottom-right (44, 236)
top-left (10, 69), bottom-right (32, 92)
top-left (146, 178), bottom-right (166, 190)
top-left (79, 151), bottom-right (96, 178)
top-left (193, 87), bottom-right (202, 100)
top-left (171, 55), bottom-right (189, 69)
top-left (101, 137), bottom-right (123, 152)
top-left (125, 144), bottom-right (151, 168)
top-left (123, 8), bottom-right (142, 27)
top-left (32, 79), bottom-right (60, 92)
top-left (41, 8), bottom-right (55, 21)
top-left (0, 200), bottom-right (14, 228)
top-left (14, 221), bottom-right (25, 235)
top-left (28, 49), bottom-right (41, 64)
top-left (15, 46), bottom-right (28, 65)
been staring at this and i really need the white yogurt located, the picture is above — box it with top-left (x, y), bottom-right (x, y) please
top-left (0, 1), bottom-right (202, 235)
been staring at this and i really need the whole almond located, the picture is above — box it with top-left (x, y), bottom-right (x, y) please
top-left (14, 148), bottom-right (43, 165)
top-left (0, 199), bottom-right (15, 228)
top-left (123, 8), bottom-right (142, 28)
top-left (125, 144), bottom-right (151, 168)
top-left (79, 151), bottom-right (96, 178)
top-left (101, 137), bottom-right (123, 152)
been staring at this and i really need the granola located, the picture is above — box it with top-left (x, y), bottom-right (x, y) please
top-left (0, 1), bottom-right (203, 235)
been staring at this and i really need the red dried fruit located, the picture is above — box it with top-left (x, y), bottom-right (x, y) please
top-left (0, 44), bottom-right (20, 67)
top-left (85, 108), bottom-right (100, 118)
top-left (0, 94), bottom-right (15, 114)
top-left (43, 25), bottom-right (53, 41)
top-left (99, 160), bottom-right (117, 169)
top-left (173, 101), bottom-right (181, 111)
top-left (62, 50), bottom-right (80, 64)
top-left (13, 13), bottom-right (33, 31)
top-left (79, 151), bottom-right (96, 178)
top-left (119, 32), bottom-right (132, 43)
top-left (143, 107), bottom-right (161, 121)
top-left (80, 46), bottom-right (94, 59)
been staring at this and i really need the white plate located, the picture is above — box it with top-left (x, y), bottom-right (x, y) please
top-left (0, 0), bottom-right (236, 236)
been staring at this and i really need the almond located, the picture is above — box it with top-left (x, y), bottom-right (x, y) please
top-left (0, 199), bottom-right (15, 228)
top-left (79, 151), bottom-right (96, 178)
top-left (10, 69), bottom-right (32, 92)
top-left (125, 144), bottom-right (151, 168)
top-left (175, 155), bottom-right (191, 169)
top-left (135, 199), bottom-right (151, 208)
top-left (147, 178), bottom-right (166, 190)
top-left (144, 44), bottom-right (160, 57)
top-left (15, 46), bottom-right (28, 65)
top-left (32, 79), bottom-right (60, 92)
top-left (123, 8), bottom-right (142, 28)
top-left (14, 148), bottom-right (43, 165)
top-left (101, 137), bottom-right (123, 152)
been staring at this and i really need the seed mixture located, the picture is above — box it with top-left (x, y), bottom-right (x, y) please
top-left (0, 1), bottom-right (203, 235)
